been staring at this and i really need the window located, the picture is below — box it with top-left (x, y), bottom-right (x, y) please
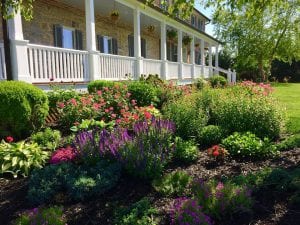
top-left (97, 35), bottom-right (118, 55)
top-left (167, 42), bottom-right (177, 62)
top-left (198, 19), bottom-right (202, 30)
top-left (191, 15), bottom-right (196, 27)
top-left (128, 35), bottom-right (146, 58)
top-left (53, 25), bottom-right (83, 50)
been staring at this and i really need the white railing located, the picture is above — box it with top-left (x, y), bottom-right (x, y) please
top-left (27, 44), bottom-right (89, 83)
top-left (98, 53), bottom-right (136, 80)
top-left (167, 61), bottom-right (180, 80)
top-left (182, 63), bottom-right (193, 79)
top-left (194, 65), bottom-right (202, 79)
top-left (203, 66), bottom-right (210, 78)
top-left (143, 58), bottom-right (163, 77)
top-left (0, 43), bottom-right (6, 80)
top-left (213, 67), bottom-right (236, 83)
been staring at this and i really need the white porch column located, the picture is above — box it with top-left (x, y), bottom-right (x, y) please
top-left (215, 45), bottom-right (219, 75)
top-left (160, 21), bottom-right (168, 80)
top-left (200, 39), bottom-right (205, 76)
top-left (191, 36), bottom-right (195, 79)
top-left (208, 43), bottom-right (213, 76)
top-left (7, 10), bottom-right (31, 82)
top-left (134, 8), bottom-right (143, 79)
top-left (85, 0), bottom-right (99, 81)
top-left (177, 30), bottom-right (183, 80)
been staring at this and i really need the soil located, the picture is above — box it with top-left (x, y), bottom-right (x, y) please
top-left (1, 148), bottom-right (299, 225)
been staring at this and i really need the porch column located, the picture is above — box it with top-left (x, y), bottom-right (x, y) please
top-left (160, 21), bottom-right (168, 80)
top-left (208, 43), bottom-right (213, 76)
top-left (200, 39), bottom-right (205, 76)
top-left (85, 0), bottom-right (99, 81)
top-left (177, 30), bottom-right (183, 80)
top-left (190, 35), bottom-right (195, 79)
top-left (215, 45), bottom-right (219, 75)
top-left (7, 10), bottom-right (31, 82)
top-left (134, 8), bottom-right (143, 79)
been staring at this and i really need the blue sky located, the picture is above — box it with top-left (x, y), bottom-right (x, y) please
top-left (195, 3), bottom-right (215, 36)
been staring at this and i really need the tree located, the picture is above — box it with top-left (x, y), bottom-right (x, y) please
top-left (1, 0), bottom-right (35, 80)
top-left (205, 0), bottom-right (300, 81)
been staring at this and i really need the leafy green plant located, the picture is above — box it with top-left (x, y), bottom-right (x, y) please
top-left (127, 81), bottom-right (159, 107)
top-left (163, 94), bottom-right (208, 140)
top-left (221, 132), bottom-right (279, 159)
top-left (173, 137), bottom-right (198, 163)
top-left (70, 119), bottom-right (115, 132)
top-left (152, 171), bottom-right (191, 196)
top-left (209, 75), bottom-right (227, 88)
top-left (198, 125), bottom-right (225, 148)
top-left (192, 179), bottom-right (253, 220)
top-left (0, 81), bottom-right (49, 139)
top-left (27, 160), bottom-right (121, 204)
top-left (114, 198), bottom-right (159, 225)
top-left (0, 141), bottom-right (49, 178)
top-left (14, 206), bottom-right (66, 225)
top-left (276, 134), bottom-right (300, 151)
top-left (194, 77), bottom-right (208, 90)
top-left (31, 128), bottom-right (61, 151)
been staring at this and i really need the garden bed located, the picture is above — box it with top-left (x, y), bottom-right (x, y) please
top-left (1, 147), bottom-right (299, 225)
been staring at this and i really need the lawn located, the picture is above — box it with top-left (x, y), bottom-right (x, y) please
top-left (273, 83), bottom-right (300, 134)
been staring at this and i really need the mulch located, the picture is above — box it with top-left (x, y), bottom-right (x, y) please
top-left (1, 148), bottom-right (299, 225)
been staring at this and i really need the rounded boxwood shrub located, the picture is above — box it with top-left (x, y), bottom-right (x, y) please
top-left (209, 75), bottom-right (227, 88)
top-left (198, 125), bottom-right (225, 148)
top-left (0, 81), bottom-right (49, 139)
top-left (127, 81), bottom-right (159, 107)
top-left (87, 80), bottom-right (123, 93)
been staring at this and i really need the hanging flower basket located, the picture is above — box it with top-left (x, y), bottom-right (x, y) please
top-left (167, 29), bottom-right (177, 41)
top-left (110, 10), bottom-right (119, 21)
top-left (195, 43), bottom-right (200, 48)
top-left (147, 25), bottom-right (155, 33)
top-left (182, 35), bottom-right (192, 46)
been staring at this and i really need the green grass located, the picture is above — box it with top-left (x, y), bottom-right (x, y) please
top-left (272, 83), bottom-right (300, 134)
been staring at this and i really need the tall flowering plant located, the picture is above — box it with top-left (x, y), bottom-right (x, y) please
top-left (119, 118), bottom-right (176, 180)
top-left (240, 81), bottom-right (274, 96)
top-left (169, 198), bottom-right (213, 225)
top-left (191, 179), bottom-right (253, 220)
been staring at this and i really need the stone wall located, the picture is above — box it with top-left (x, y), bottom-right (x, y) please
top-left (21, 0), bottom-right (160, 59)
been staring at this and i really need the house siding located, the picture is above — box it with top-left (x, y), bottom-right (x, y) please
top-left (21, 0), bottom-right (160, 59)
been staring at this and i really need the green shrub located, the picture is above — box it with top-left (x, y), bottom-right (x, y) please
top-left (221, 132), bottom-right (279, 159)
top-left (31, 128), bottom-right (61, 151)
top-left (0, 141), bottom-right (49, 178)
top-left (0, 81), bottom-right (49, 139)
top-left (47, 86), bottom-right (80, 109)
top-left (114, 198), bottom-right (158, 225)
top-left (87, 80), bottom-right (123, 93)
top-left (198, 125), bottom-right (225, 148)
top-left (127, 81), bottom-right (159, 107)
top-left (277, 134), bottom-right (300, 151)
top-left (14, 206), bottom-right (66, 225)
top-left (152, 171), bottom-right (191, 196)
top-left (173, 137), bottom-right (198, 163)
top-left (209, 75), bottom-right (227, 88)
top-left (192, 179), bottom-right (253, 220)
top-left (210, 86), bottom-right (284, 139)
top-left (27, 160), bottom-right (121, 204)
top-left (195, 77), bottom-right (208, 90)
top-left (163, 94), bottom-right (208, 140)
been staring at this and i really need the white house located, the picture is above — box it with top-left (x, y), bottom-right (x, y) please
top-left (0, 0), bottom-right (236, 85)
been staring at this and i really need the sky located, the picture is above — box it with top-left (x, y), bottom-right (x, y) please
top-left (195, 3), bottom-right (215, 37)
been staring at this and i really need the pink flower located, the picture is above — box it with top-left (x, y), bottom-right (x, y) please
top-left (109, 107), bottom-right (114, 111)
top-left (93, 103), bottom-right (100, 110)
top-left (105, 109), bottom-right (109, 113)
top-left (111, 114), bottom-right (117, 118)
top-left (49, 146), bottom-right (77, 164)
top-left (131, 99), bottom-right (137, 106)
top-left (57, 102), bottom-right (65, 109)
top-left (97, 90), bottom-right (102, 96)
top-left (5, 136), bottom-right (14, 143)
top-left (69, 98), bottom-right (77, 106)
top-left (213, 151), bottom-right (220, 157)
top-left (144, 111), bottom-right (152, 120)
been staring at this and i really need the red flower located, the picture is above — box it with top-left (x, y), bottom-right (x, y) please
top-left (5, 136), bottom-right (14, 143)
top-left (144, 111), bottom-right (152, 120)
top-left (213, 151), bottom-right (220, 157)
top-left (133, 114), bottom-right (139, 120)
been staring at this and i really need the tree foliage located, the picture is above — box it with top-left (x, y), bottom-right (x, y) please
top-left (1, 0), bottom-right (35, 21)
top-left (205, 0), bottom-right (300, 80)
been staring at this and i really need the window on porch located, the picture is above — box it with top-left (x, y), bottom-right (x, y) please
top-left (97, 35), bottom-right (118, 55)
top-left (167, 42), bottom-right (177, 62)
top-left (128, 35), bottom-right (146, 58)
top-left (53, 25), bottom-right (83, 50)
